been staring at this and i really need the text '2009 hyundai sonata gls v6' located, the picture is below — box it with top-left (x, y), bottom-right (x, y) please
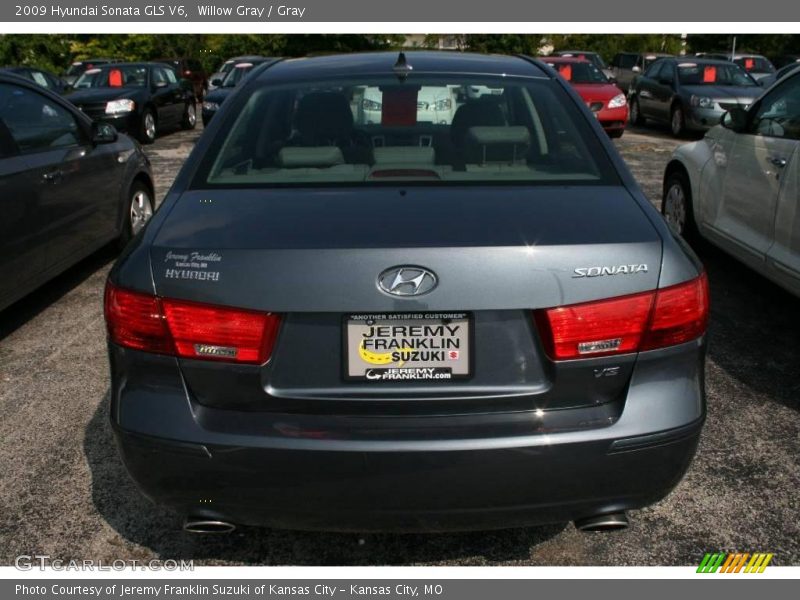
top-left (104, 52), bottom-right (709, 534)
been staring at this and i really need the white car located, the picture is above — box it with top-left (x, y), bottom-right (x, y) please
top-left (663, 68), bottom-right (800, 296)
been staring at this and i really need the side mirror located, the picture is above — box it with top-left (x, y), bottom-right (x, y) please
top-left (721, 107), bottom-right (747, 132)
top-left (210, 76), bottom-right (224, 87)
top-left (92, 121), bottom-right (118, 144)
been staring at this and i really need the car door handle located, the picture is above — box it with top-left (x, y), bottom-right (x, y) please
top-left (768, 156), bottom-right (787, 168)
top-left (42, 169), bottom-right (63, 183)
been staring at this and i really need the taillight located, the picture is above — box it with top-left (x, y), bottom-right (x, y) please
top-left (534, 273), bottom-right (708, 360)
top-left (104, 282), bottom-right (280, 364)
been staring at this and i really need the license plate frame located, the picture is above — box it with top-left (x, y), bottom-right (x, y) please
top-left (343, 312), bottom-right (473, 382)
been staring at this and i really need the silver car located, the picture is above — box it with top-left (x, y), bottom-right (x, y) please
top-left (663, 68), bottom-right (800, 296)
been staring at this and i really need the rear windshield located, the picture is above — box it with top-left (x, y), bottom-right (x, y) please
top-left (734, 57), bottom-right (775, 74)
top-left (544, 61), bottom-right (609, 84)
top-left (193, 75), bottom-right (618, 188)
top-left (677, 62), bottom-right (756, 86)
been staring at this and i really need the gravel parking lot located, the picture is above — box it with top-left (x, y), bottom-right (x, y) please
top-left (1, 122), bottom-right (798, 567)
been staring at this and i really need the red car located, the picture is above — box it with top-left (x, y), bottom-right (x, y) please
top-left (542, 56), bottom-right (628, 138)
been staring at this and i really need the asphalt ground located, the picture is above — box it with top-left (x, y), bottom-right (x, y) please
top-left (0, 122), bottom-right (798, 566)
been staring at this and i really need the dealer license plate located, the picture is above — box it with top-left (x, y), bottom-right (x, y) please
top-left (345, 312), bottom-right (471, 381)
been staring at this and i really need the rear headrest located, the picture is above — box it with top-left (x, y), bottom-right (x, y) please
top-left (278, 147), bottom-right (345, 168)
top-left (464, 126), bottom-right (530, 165)
top-left (294, 92), bottom-right (354, 144)
top-left (451, 99), bottom-right (506, 147)
top-left (373, 146), bottom-right (435, 165)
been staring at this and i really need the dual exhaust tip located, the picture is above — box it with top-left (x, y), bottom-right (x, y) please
top-left (183, 511), bottom-right (629, 534)
top-left (183, 519), bottom-right (236, 534)
top-left (574, 512), bottom-right (629, 532)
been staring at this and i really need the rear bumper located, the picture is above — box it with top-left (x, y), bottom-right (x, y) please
top-left (109, 339), bottom-right (706, 532)
top-left (115, 421), bottom-right (701, 532)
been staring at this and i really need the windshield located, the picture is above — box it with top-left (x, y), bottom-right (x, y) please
top-left (545, 61), bottom-right (609, 84)
top-left (734, 56), bottom-right (775, 74)
top-left (217, 61), bottom-right (236, 76)
top-left (73, 65), bottom-right (147, 89)
top-left (677, 62), bottom-right (756, 86)
top-left (222, 64), bottom-right (258, 87)
top-left (192, 75), bottom-right (617, 188)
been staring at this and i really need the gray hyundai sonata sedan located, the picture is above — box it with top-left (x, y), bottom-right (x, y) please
top-left (104, 52), bottom-right (709, 534)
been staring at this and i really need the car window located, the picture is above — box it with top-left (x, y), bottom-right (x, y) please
top-left (644, 61), bottom-right (663, 79)
top-left (0, 116), bottom-right (19, 158)
top-left (659, 63), bottom-right (675, 84)
top-left (616, 54), bottom-right (637, 69)
top-left (0, 83), bottom-right (83, 153)
top-left (193, 75), bottom-right (618, 188)
top-left (734, 57), bottom-right (775, 74)
top-left (750, 74), bottom-right (800, 140)
top-left (163, 67), bottom-right (178, 84)
top-left (222, 63), bottom-right (256, 87)
top-left (152, 67), bottom-right (168, 85)
top-left (544, 61), bottom-right (608, 84)
top-left (30, 71), bottom-right (51, 88)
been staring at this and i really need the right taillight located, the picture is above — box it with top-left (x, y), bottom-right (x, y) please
top-left (534, 272), bottom-right (708, 360)
top-left (104, 281), bottom-right (281, 364)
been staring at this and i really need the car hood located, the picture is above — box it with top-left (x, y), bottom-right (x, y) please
top-left (67, 87), bottom-right (143, 103)
top-left (571, 83), bottom-right (624, 102)
top-left (681, 84), bottom-right (761, 101)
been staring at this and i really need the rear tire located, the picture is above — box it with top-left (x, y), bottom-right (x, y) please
top-left (629, 97), bottom-right (645, 126)
top-left (119, 181), bottom-right (154, 248)
top-left (137, 108), bottom-right (156, 144)
top-left (662, 171), bottom-right (698, 243)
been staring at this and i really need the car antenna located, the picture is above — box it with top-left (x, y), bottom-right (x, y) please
top-left (393, 52), bottom-right (413, 81)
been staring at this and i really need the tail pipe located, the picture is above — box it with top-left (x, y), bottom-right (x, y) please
top-left (574, 512), bottom-right (629, 532)
top-left (183, 519), bottom-right (236, 534)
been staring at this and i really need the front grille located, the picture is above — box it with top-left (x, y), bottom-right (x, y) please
top-left (75, 103), bottom-right (107, 118)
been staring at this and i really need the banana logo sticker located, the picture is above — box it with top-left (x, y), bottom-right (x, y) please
top-left (359, 340), bottom-right (412, 367)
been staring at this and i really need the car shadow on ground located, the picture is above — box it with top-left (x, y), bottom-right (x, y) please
top-left (83, 394), bottom-right (567, 565)
top-left (0, 244), bottom-right (118, 341)
top-left (695, 239), bottom-right (800, 413)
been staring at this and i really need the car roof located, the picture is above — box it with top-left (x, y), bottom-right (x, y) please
top-left (254, 51), bottom-right (549, 82)
top-left (542, 56), bottom-right (590, 63)
top-left (555, 50), bottom-right (598, 55)
top-left (672, 58), bottom-right (739, 66)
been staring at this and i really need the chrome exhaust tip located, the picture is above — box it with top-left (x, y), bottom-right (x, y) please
top-left (574, 512), bottom-right (629, 532)
top-left (183, 519), bottom-right (236, 534)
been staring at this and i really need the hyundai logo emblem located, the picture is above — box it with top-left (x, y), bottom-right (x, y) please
top-left (378, 266), bottom-right (438, 297)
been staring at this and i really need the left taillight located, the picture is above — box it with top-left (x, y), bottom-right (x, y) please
top-left (104, 282), bottom-right (280, 364)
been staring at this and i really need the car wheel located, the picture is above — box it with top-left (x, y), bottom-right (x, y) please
top-left (670, 105), bottom-right (686, 138)
top-left (629, 97), bottom-right (645, 126)
top-left (138, 108), bottom-right (157, 144)
top-left (182, 102), bottom-right (197, 130)
top-left (662, 171), bottom-right (698, 242)
top-left (120, 181), bottom-right (154, 247)
top-left (608, 129), bottom-right (624, 139)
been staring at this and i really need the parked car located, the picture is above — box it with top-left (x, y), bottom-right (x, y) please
top-left (207, 55), bottom-right (267, 91)
top-left (157, 58), bottom-right (208, 100)
top-left (628, 57), bottom-right (761, 137)
top-left (63, 58), bottom-right (117, 87)
top-left (541, 56), bottom-right (628, 138)
top-left (104, 51), bottom-right (708, 534)
top-left (0, 66), bottom-right (68, 94)
top-left (68, 62), bottom-right (196, 144)
top-left (758, 62), bottom-right (800, 89)
top-left (610, 52), bottom-right (672, 92)
top-left (552, 50), bottom-right (614, 80)
top-left (201, 58), bottom-right (273, 126)
top-left (663, 68), bottom-right (800, 297)
top-left (0, 72), bottom-right (154, 312)
top-left (773, 55), bottom-right (800, 69)
top-left (730, 54), bottom-right (776, 82)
